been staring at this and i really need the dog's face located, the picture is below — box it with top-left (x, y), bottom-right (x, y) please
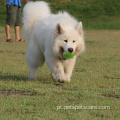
top-left (53, 22), bottom-right (85, 59)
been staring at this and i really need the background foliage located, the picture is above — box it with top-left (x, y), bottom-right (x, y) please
top-left (0, 0), bottom-right (120, 29)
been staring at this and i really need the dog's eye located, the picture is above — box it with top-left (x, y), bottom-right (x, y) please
top-left (73, 40), bottom-right (76, 43)
top-left (64, 40), bottom-right (68, 43)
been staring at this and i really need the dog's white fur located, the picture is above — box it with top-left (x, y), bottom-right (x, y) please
top-left (23, 1), bottom-right (85, 82)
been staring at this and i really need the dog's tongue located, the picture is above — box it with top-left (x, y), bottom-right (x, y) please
top-left (63, 52), bottom-right (74, 59)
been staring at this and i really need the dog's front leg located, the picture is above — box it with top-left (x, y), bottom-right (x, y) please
top-left (55, 62), bottom-right (67, 83)
top-left (46, 58), bottom-right (66, 83)
top-left (64, 57), bottom-right (76, 82)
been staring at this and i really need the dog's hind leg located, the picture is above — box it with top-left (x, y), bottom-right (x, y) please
top-left (26, 40), bottom-right (45, 80)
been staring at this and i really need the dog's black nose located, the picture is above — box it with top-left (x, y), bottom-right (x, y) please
top-left (68, 48), bottom-right (73, 53)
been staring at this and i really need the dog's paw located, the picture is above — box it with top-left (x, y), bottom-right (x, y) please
top-left (51, 72), bottom-right (56, 80)
top-left (58, 79), bottom-right (65, 83)
top-left (65, 76), bottom-right (71, 82)
top-left (28, 75), bottom-right (37, 80)
top-left (56, 76), bottom-right (67, 83)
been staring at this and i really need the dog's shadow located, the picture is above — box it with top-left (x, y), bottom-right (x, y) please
top-left (0, 74), bottom-right (27, 81)
top-left (0, 74), bottom-right (59, 85)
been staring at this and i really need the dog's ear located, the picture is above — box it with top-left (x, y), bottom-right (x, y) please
top-left (56, 24), bottom-right (64, 36)
top-left (77, 22), bottom-right (83, 35)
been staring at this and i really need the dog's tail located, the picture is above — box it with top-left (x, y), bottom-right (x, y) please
top-left (22, 1), bottom-right (51, 40)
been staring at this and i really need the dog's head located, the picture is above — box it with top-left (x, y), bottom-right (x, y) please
top-left (53, 22), bottom-right (85, 59)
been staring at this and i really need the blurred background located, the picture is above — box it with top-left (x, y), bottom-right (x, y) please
top-left (0, 0), bottom-right (120, 30)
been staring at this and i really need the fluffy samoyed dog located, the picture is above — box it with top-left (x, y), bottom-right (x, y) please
top-left (23, 1), bottom-right (85, 83)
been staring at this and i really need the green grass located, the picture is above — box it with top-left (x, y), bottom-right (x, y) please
top-left (0, 27), bottom-right (120, 119)
top-left (0, 0), bottom-right (120, 29)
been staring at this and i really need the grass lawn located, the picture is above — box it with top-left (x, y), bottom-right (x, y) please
top-left (0, 27), bottom-right (120, 119)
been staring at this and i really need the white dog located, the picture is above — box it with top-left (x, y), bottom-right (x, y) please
top-left (23, 1), bottom-right (85, 82)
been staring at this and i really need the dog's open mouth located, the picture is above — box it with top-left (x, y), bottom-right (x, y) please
top-left (59, 47), bottom-right (66, 60)
top-left (59, 47), bottom-right (74, 60)
top-left (59, 47), bottom-right (75, 60)
top-left (60, 47), bottom-right (64, 53)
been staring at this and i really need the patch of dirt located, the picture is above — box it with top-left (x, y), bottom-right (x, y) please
top-left (102, 93), bottom-right (120, 99)
top-left (95, 114), bottom-right (110, 119)
top-left (0, 51), bottom-right (25, 55)
top-left (0, 90), bottom-right (45, 96)
top-left (104, 76), bottom-right (120, 80)
top-left (75, 69), bottom-right (86, 73)
top-left (99, 86), bottom-right (106, 88)
top-left (15, 53), bottom-right (25, 55)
